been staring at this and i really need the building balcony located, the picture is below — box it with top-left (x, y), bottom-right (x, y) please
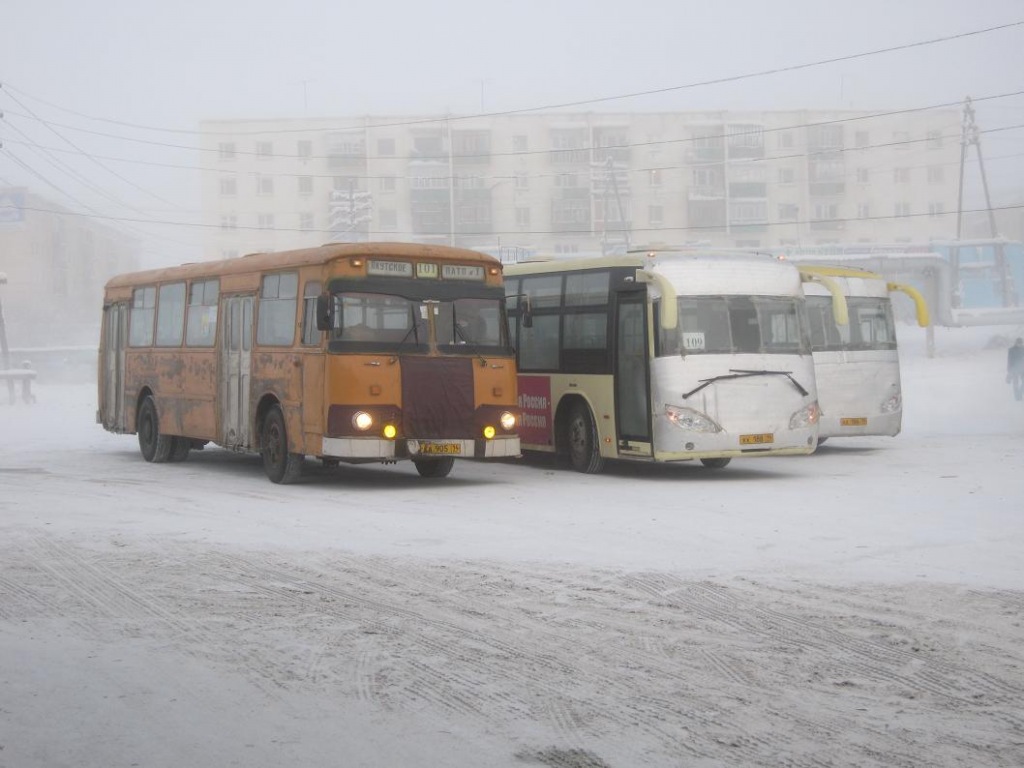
top-left (809, 182), bottom-right (846, 197)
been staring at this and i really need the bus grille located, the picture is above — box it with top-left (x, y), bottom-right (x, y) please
top-left (401, 357), bottom-right (475, 439)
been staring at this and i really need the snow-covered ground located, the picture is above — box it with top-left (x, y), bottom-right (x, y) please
top-left (1, 325), bottom-right (1022, 768)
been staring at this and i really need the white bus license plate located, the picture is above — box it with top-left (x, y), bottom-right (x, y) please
top-left (419, 441), bottom-right (462, 455)
top-left (739, 433), bottom-right (774, 445)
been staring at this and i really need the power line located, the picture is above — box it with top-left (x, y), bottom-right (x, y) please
top-left (13, 201), bottom-right (1024, 237)
top-left (3, 90), bottom-right (1020, 165)
top-left (3, 19), bottom-right (1022, 136)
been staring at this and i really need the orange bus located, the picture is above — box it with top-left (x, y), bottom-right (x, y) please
top-left (98, 242), bottom-right (520, 483)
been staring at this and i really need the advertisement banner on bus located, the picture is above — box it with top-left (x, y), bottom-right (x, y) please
top-left (517, 375), bottom-right (553, 446)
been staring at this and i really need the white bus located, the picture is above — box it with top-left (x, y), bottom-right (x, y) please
top-left (504, 249), bottom-right (828, 473)
top-left (799, 265), bottom-right (929, 442)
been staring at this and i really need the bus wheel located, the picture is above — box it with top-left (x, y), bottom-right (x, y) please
top-left (413, 457), bottom-right (455, 478)
top-left (700, 457), bottom-right (731, 469)
top-left (168, 437), bottom-right (191, 462)
top-left (816, 437), bottom-right (829, 447)
top-left (261, 405), bottom-right (303, 484)
top-left (137, 396), bottom-right (174, 463)
top-left (567, 403), bottom-right (605, 474)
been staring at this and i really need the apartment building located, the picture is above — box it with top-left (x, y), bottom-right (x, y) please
top-left (0, 188), bottom-right (139, 349)
top-left (200, 109), bottom-right (962, 260)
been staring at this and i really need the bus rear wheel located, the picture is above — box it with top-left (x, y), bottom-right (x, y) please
top-left (137, 396), bottom-right (174, 463)
top-left (168, 437), bottom-right (191, 462)
top-left (261, 405), bottom-right (303, 484)
top-left (700, 457), bottom-right (731, 469)
top-left (413, 457), bottom-right (454, 478)
top-left (566, 402), bottom-right (605, 474)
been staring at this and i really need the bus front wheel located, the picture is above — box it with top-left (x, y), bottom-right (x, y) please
top-left (413, 457), bottom-right (454, 478)
top-left (566, 403), bottom-right (605, 474)
top-left (700, 457), bottom-right (731, 469)
top-left (137, 396), bottom-right (174, 463)
top-left (261, 405), bottom-right (303, 484)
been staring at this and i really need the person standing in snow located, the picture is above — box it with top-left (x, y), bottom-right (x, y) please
top-left (1008, 337), bottom-right (1024, 401)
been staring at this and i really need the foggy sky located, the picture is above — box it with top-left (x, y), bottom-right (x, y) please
top-left (1, 0), bottom-right (1022, 264)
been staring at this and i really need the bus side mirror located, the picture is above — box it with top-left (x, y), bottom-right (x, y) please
top-left (316, 294), bottom-right (333, 331)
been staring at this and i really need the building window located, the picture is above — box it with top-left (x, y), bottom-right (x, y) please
top-left (928, 202), bottom-right (945, 217)
top-left (297, 140), bottom-right (312, 159)
top-left (377, 137), bottom-right (396, 156)
top-left (378, 209), bottom-right (398, 230)
top-left (894, 168), bottom-right (911, 184)
top-left (927, 166), bottom-right (945, 184)
top-left (856, 167), bottom-right (869, 183)
top-left (514, 172), bottom-right (529, 190)
top-left (649, 169), bottom-right (662, 187)
top-left (513, 135), bottom-right (529, 153)
top-left (299, 212), bottom-right (314, 230)
top-left (854, 131), bottom-right (869, 148)
top-left (515, 207), bottom-right (531, 228)
top-left (219, 177), bottom-right (237, 196)
top-left (778, 203), bottom-right (799, 220)
top-left (258, 213), bottom-right (275, 228)
top-left (218, 142), bottom-right (236, 160)
top-left (813, 203), bottom-right (839, 221)
top-left (298, 176), bottom-right (313, 196)
top-left (857, 203), bottom-right (871, 219)
top-left (257, 176), bottom-right (275, 196)
top-left (778, 168), bottom-right (795, 184)
top-left (649, 205), bottom-right (664, 226)
top-left (927, 130), bottom-right (944, 149)
top-left (257, 141), bottom-right (273, 159)
top-left (379, 176), bottom-right (397, 193)
top-left (894, 201), bottom-right (911, 217)
top-left (220, 214), bottom-right (237, 230)
top-left (893, 131), bottom-right (910, 148)
top-left (778, 131), bottom-right (794, 149)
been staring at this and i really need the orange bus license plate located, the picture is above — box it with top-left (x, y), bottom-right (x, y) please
top-left (739, 433), bottom-right (774, 445)
top-left (419, 442), bottom-right (462, 455)
top-left (840, 418), bottom-right (868, 427)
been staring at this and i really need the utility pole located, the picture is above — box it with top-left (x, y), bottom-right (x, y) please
top-left (954, 96), bottom-right (1013, 307)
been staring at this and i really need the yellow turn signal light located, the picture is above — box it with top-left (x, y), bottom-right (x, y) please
top-left (383, 424), bottom-right (397, 439)
top-left (482, 425), bottom-right (496, 440)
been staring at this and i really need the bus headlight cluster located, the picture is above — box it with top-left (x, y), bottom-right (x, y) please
top-left (789, 401), bottom-right (820, 429)
top-left (352, 411), bottom-right (374, 431)
top-left (880, 391), bottom-right (902, 413)
top-left (499, 411), bottom-right (517, 431)
top-left (664, 404), bottom-right (722, 433)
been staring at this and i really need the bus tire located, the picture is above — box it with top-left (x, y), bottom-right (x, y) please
top-left (168, 437), bottom-right (191, 462)
top-left (413, 457), bottom-right (455, 478)
top-left (261, 405), bottom-right (303, 484)
top-left (137, 396), bottom-right (174, 463)
top-left (700, 457), bottom-right (731, 469)
top-left (567, 402), bottom-right (605, 474)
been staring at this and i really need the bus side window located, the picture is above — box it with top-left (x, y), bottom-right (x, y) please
top-left (301, 281), bottom-right (321, 346)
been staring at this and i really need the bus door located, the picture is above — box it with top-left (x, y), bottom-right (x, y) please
top-left (220, 295), bottom-right (253, 448)
top-left (614, 290), bottom-right (652, 454)
top-left (101, 302), bottom-right (129, 431)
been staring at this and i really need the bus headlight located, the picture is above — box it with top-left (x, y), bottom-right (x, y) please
top-left (483, 425), bottom-right (497, 439)
top-left (880, 391), bottom-right (902, 413)
top-left (352, 411), bottom-right (374, 431)
top-left (499, 411), bottom-right (517, 431)
top-left (664, 404), bottom-right (722, 433)
top-left (789, 401), bottom-right (820, 429)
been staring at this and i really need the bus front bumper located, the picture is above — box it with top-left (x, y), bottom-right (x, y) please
top-left (321, 435), bottom-right (521, 461)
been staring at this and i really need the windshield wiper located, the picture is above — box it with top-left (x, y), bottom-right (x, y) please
top-left (682, 369), bottom-right (809, 399)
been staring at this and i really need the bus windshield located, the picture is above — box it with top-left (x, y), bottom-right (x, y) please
top-left (330, 292), bottom-right (507, 351)
top-left (806, 296), bottom-right (896, 352)
top-left (659, 296), bottom-right (810, 356)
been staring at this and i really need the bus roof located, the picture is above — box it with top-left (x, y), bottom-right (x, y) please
top-left (105, 241), bottom-right (499, 290)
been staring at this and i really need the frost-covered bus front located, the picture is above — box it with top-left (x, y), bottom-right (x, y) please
top-left (646, 260), bottom-right (820, 463)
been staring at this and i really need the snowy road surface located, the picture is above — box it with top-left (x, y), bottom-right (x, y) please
top-left (1, 329), bottom-right (1023, 767)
